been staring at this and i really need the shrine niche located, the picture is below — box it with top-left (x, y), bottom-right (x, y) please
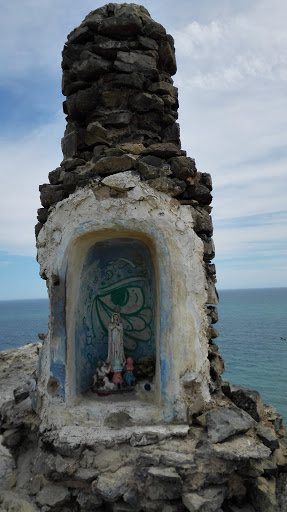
top-left (74, 237), bottom-right (156, 396)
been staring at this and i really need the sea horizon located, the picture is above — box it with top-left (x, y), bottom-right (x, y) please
top-left (0, 288), bottom-right (286, 423)
top-left (1, 285), bottom-right (287, 303)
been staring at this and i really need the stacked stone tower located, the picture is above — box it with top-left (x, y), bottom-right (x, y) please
top-left (34, 2), bottom-right (221, 421)
top-left (1, 5), bottom-right (285, 512)
top-left (36, 2), bottom-right (216, 303)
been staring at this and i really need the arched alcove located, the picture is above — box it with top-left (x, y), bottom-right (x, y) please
top-left (65, 231), bottom-right (160, 405)
top-left (37, 183), bottom-right (211, 425)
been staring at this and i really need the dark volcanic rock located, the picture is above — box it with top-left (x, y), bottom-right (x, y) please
top-left (71, 51), bottom-right (112, 80)
top-left (205, 407), bottom-right (256, 443)
top-left (256, 425), bottom-right (280, 451)
top-left (39, 184), bottom-right (67, 208)
top-left (93, 155), bottom-right (134, 175)
top-left (114, 51), bottom-right (158, 78)
top-left (229, 385), bottom-right (264, 422)
top-left (98, 16), bottom-right (143, 37)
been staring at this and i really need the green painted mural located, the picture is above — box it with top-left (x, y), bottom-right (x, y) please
top-left (75, 238), bottom-right (156, 392)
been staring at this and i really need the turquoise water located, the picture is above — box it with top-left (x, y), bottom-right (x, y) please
top-left (217, 288), bottom-right (287, 424)
top-left (0, 298), bottom-right (49, 349)
top-left (0, 289), bottom-right (286, 423)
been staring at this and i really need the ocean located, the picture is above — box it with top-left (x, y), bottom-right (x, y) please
top-left (216, 288), bottom-right (287, 424)
top-left (0, 288), bottom-right (286, 423)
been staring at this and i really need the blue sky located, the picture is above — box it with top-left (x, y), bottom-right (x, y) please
top-left (0, 0), bottom-right (286, 299)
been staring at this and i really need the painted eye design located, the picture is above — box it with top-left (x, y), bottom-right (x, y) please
top-left (91, 281), bottom-right (152, 351)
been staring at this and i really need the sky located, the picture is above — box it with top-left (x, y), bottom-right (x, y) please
top-left (0, 0), bottom-right (286, 299)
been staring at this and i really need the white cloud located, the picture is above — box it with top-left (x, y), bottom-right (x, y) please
top-left (0, 0), bottom-right (286, 290)
top-left (174, 0), bottom-right (287, 91)
top-left (0, 114), bottom-right (64, 255)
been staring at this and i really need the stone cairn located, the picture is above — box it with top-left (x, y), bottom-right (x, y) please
top-left (36, 0), bottom-right (219, 391)
top-left (0, 4), bottom-right (286, 512)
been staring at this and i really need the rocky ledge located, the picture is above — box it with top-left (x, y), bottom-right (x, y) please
top-left (1, 343), bottom-right (287, 512)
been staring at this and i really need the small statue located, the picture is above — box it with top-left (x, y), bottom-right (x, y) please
top-left (93, 361), bottom-right (111, 388)
top-left (102, 376), bottom-right (115, 390)
top-left (106, 312), bottom-right (126, 369)
top-left (111, 358), bottom-right (124, 387)
top-left (124, 357), bottom-right (136, 387)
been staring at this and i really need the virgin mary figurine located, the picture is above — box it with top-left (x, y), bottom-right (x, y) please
top-left (106, 312), bottom-right (126, 370)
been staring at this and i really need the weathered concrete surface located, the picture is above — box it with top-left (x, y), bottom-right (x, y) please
top-left (36, 181), bottom-right (212, 427)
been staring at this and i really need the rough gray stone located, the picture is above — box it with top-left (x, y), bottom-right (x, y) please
top-left (207, 326), bottom-right (219, 340)
top-left (71, 51), bottom-right (112, 80)
top-left (129, 92), bottom-right (164, 112)
top-left (74, 467), bottom-right (99, 482)
top-left (145, 478), bottom-right (181, 501)
top-left (37, 208), bottom-right (49, 224)
top-left (49, 167), bottom-right (65, 185)
top-left (148, 81), bottom-right (177, 96)
top-left (2, 428), bottom-right (23, 449)
top-left (102, 111), bottom-right (133, 127)
top-left (114, 51), bottom-right (158, 78)
top-left (111, 72), bottom-right (144, 90)
top-left (36, 484), bottom-right (70, 507)
top-left (92, 37), bottom-right (132, 58)
top-left (101, 171), bottom-right (140, 191)
top-left (13, 385), bottom-right (30, 404)
top-left (230, 385), bottom-right (264, 422)
top-left (143, 142), bottom-right (181, 158)
top-left (147, 466), bottom-right (181, 481)
top-left (113, 4), bottom-right (150, 18)
top-left (130, 432), bottom-right (159, 447)
top-left (169, 156), bottom-right (197, 180)
top-left (61, 131), bottom-right (78, 159)
top-left (207, 306), bottom-right (218, 324)
top-left (98, 16), bottom-right (143, 37)
top-left (250, 476), bottom-right (277, 512)
top-left (61, 158), bottom-right (87, 170)
top-left (39, 184), bottom-right (66, 208)
top-left (162, 122), bottom-right (181, 144)
top-left (67, 25), bottom-right (94, 44)
top-left (277, 473), bottom-right (287, 511)
top-left (76, 490), bottom-right (103, 510)
top-left (143, 18), bottom-right (166, 40)
top-left (213, 435), bottom-right (271, 461)
top-left (182, 485), bottom-right (226, 512)
top-left (256, 425), bottom-right (279, 451)
top-left (94, 466), bottom-right (133, 502)
top-left (93, 155), bottom-right (134, 175)
top-left (138, 160), bottom-right (171, 180)
top-left (227, 505), bottom-right (255, 512)
top-left (159, 40), bottom-right (177, 75)
top-left (85, 122), bottom-right (109, 146)
top-left (148, 176), bottom-right (186, 196)
top-left (93, 449), bottom-right (123, 473)
top-left (138, 35), bottom-right (159, 51)
top-left (202, 236), bottom-right (216, 261)
top-left (0, 491), bottom-right (37, 512)
top-left (0, 439), bottom-right (13, 491)
top-left (191, 207), bottom-right (213, 236)
top-left (65, 85), bottom-right (99, 119)
top-left (184, 184), bottom-right (213, 204)
top-left (263, 404), bottom-right (283, 433)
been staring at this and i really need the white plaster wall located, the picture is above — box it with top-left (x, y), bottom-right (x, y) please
top-left (37, 179), bottom-right (211, 426)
